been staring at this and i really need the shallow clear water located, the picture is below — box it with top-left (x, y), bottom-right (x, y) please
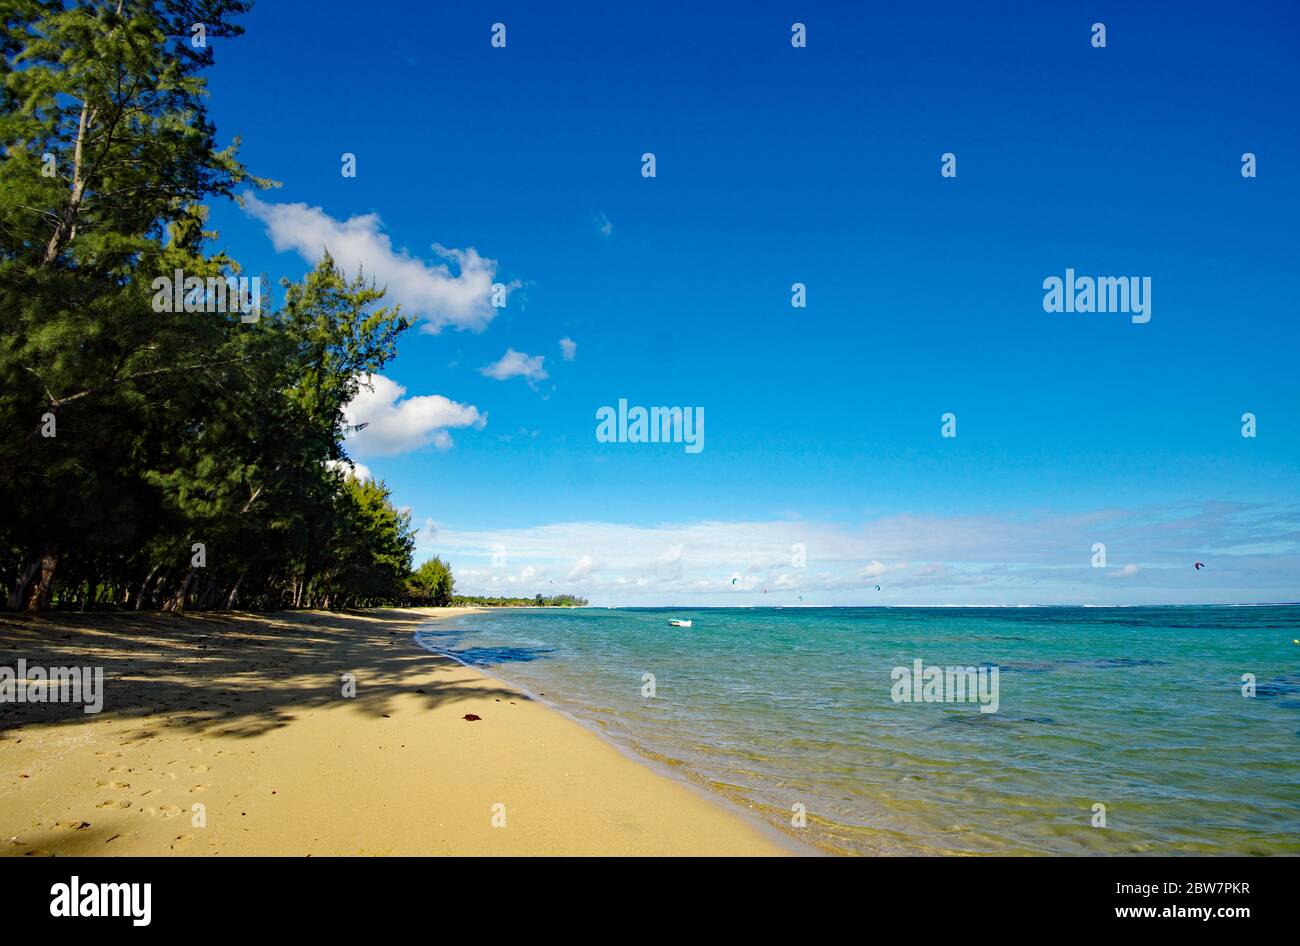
top-left (415, 606), bottom-right (1300, 855)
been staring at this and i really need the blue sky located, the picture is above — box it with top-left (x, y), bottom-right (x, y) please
top-left (203, 1), bottom-right (1299, 605)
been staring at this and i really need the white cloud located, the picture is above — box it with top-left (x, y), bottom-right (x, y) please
top-left (420, 502), bottom-right (1300, 606)
top-left (559, 337), bottom-right (577, 362)
top-left (653, 544), bottom-right (685, 580)
top-left (566, 555), bottom-right (597, 581)
top-left (326, 458), bottom-right (372, 482)
top-left (343, 374), bottom-right (485, 456)
top-left (594, 212), bottom-right (612, 238)
top-left (242, 192), bottom-right (508, 333)
top-left (481, 349), bottom-right (548, 383)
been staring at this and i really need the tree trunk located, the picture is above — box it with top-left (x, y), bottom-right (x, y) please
top-left (23, 544), bottom-right (60, 612)
top-left (134, 563), bottom-right (161, 610)
top-left (79, 574), bottom-right (93, 612)
top-left (148, 569), bottom-right (170, 610)
top-left (42, 100), bottom-right (92, 265)
top-left (163, 568), bottom-right (196, 613)
top-left (223, 569), bottom-right (248, 610)
top-left (8, 556), bottom-right (42, 610)
top-left (196, 574), bottom-right (219, 610)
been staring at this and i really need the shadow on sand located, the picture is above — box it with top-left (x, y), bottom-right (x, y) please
top-left (0, 608), bottom-right (524, 741)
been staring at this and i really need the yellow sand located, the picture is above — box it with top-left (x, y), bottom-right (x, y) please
top-left (0, 607), bottom-right (790, 856)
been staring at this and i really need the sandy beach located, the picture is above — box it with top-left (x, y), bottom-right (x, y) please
top-left (0, 608), bottom-right (790, 856)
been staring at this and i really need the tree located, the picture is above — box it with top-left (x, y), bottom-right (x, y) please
top-left (317, 475), bottom-right (417, 609)
top-left (408, 557), bottom-right (454, 607)
top-left (1, 0), bottom-right (264, 609)
top-left (1, 3), bottom-right (421, 614)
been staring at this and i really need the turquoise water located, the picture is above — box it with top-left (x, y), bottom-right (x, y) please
top-left (415, 607), bottom-right (1300, 855)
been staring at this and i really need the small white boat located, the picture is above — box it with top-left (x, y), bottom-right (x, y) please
top-left (668, 619), bottom-right (692, 628)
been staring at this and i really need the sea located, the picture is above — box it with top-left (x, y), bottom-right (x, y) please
top-left (415, 606), bottom-right (1300, 855)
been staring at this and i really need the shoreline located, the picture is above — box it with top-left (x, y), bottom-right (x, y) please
top-left (0, 607), bottom-right (795, 856)
top-left (410, 614), bottom-right (820, 856)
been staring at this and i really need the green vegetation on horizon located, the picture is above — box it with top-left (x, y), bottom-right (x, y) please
top-left (401, 557), bottom-right (587, 608)
top-left (451, 594), bottom-right (589, 608)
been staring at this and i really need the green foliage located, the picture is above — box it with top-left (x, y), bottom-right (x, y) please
top-left (450, 594), bottom-right (589, 608)
top-left (0, 2), bottom-right (417, 612)
top-left (407, 556), bottom-right (454, 607)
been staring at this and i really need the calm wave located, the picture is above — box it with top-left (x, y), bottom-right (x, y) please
top-left (416, 606), bottom-right (1300, 855)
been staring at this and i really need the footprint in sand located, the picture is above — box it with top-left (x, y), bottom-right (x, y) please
top-left (187, 784), bottom-right (210, 794)
top-left (188, 764), bottom-right (209, 773)
top-left (95, 799), bottom-right (131, 810)
top-left (94, 779), bottom-right (130, 789)
top-left (170, 833), bottom-right (197, 851)
top-left (138, 788), bottom-right (160, 798)
top-left (142, 805), bottom-right (184, 819)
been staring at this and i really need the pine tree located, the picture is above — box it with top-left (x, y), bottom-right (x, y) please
top-left (2, 3), bottom-right (421, 613)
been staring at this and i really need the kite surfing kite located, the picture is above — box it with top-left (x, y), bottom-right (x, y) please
top-left (1194, 562), bottom-right (1206, 570)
